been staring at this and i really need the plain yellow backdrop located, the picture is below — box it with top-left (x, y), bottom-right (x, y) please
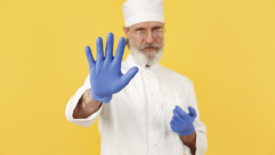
top-left (1, 0), bottom-right (275, 155)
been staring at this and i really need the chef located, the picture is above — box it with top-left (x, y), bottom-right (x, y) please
top-left (65, 0), bottom-right (207, 155)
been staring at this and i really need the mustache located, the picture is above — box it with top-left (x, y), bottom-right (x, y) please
top-left (138, 43), bottom-right (163, 50)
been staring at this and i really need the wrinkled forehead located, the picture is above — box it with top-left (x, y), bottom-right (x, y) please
top-left (129, 21), bottom-right (164, 30)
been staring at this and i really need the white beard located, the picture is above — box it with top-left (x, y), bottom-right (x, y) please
top-left (128, 38), bottom-right (164, 67)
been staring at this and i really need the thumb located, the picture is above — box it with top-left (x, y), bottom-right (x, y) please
top-left (188, 106), bottom-right (197, 118)
top-left (121, 67), bottom-right (139, 85)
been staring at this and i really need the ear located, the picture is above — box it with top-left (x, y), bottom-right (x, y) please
top-left (123, 26), bottom-right (130, 38)
top-left (123, 27), bottom-right (131, 49)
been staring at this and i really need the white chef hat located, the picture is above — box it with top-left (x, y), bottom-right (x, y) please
top-left (122, 0), bottom-right (164, 27)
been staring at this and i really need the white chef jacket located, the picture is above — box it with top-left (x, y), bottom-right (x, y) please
top-left (65, 54), bottom-right (207, 155)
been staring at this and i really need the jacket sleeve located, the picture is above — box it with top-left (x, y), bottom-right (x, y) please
top-left (184, 79), bottom-right (208, 155)
top-left (65, 74), bottom-right (104, 128)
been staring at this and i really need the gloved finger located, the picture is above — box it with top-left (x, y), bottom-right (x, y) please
top-left (121, 67), bottom-right (139, 85)
top-left (173, 109), bottom-right (187, 124)
top-left (173, 109), bottom-right (181, 120)
top-left (175, 106), bottom-right (191, 123)
top-left (113, 37), bottom-right (126, 65)
top-left (104, 32), bottom-right (114, 63)
top-left (96, 37), bottom-right (104, 64)
top-left (187, 106), bottom-right (197, 118)
top-left (172, 108), bottom-right (178, 116)
top-left (85, 46), bottom-right (95, 68)
top-left (170, 121), bottom-right (180, 132)
top-left (175, 106), bottom-right (188, 118)
top-left (172, 121), bottom-right (183, 133)
top-left (171, 116), bottom-right (182, 126)
top-left (170, 122), bottom-right (177, 131)
top-left (173, 109), bottom-right (188, 125)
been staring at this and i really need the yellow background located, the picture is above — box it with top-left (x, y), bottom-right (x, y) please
top-left (1, 0), bottom-right (274, 154)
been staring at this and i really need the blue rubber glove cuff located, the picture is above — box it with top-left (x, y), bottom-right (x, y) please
top-left (179, 124), bottom-right (195, 136)
top-left (92, 94), bottom-right (112, 103)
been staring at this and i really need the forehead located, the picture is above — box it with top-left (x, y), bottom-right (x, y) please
top-left (129, 21), bottom-right (164, 29)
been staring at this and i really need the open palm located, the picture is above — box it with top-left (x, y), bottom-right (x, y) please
top-left (85, 33), bottom-right (139, 103)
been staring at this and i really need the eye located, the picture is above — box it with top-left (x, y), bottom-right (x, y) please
top-left (153, 27), bottom-right (162, 32)
top-left (137, 29), bottom-right (145, 32)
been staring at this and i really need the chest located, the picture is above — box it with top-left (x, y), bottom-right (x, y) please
top-left (113, 69), bottom-right (189, 115)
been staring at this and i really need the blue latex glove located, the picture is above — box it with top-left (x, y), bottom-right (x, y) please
top-left (170, 105), bottom-right (197, 136)
top-left (85, 33), bottom-right (139, 103)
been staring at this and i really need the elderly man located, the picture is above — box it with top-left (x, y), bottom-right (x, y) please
top-left (65, 0), bottom-right (207, 155)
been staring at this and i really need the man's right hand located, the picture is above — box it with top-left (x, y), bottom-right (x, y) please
top-left (85, 33), bottom-right (139, 103)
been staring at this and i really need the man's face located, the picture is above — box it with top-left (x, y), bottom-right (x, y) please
top-left (123, 21), bottom-right (165, 66)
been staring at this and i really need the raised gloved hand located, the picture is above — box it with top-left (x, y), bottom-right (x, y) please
top-left (85, 33), bottom-right (139, 103)
top-left (170, 105), bottom-right (197, 136)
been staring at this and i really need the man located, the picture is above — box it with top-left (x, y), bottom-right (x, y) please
top-left (65, 0), bottom-right (207, 155)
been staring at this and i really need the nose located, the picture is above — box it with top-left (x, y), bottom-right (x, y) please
top-left (145, 31), bottom-right (155, 44)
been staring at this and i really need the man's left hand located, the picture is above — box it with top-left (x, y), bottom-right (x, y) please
top-left (170, 105), bottom-right (197, 136)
